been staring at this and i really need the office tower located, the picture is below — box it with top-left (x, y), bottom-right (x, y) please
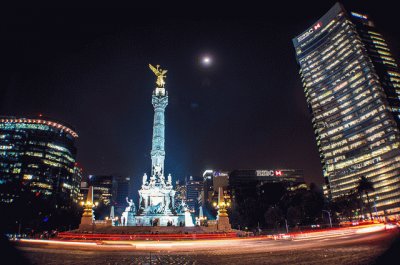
top-left (174, 179), bottom-right (187, 206)
top-left (229, 169), bottom-right (305, 209)
top-left (87, 175), bottom-right (114, 206)
top-left (293, 3), bottom-right (400, 218)
top-left (186, 176), bottom-right (203, 212)
top-left (0, 116), bottom-right (79, 207)
top-left (113, 176), bottom-right (131, 209)
top-left (201, 170), bottom-right (230, 208)
top-left (71, 163), bottom-right (83, 203)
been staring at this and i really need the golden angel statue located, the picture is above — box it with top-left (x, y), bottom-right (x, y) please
top-left (149, 64), bottom-right (168, 88)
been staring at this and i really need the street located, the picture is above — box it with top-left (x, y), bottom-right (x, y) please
top-left (12, 229), bottom-right (400, 265)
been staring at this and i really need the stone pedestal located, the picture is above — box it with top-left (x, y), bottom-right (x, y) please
top-left (135, 215), bottom-right (180, 226)
top-left (127, 212), bottom-right (136, 226)
top-left (106, 219), bottom-right (113, 226)
top-left (216, 187), bottom-right (231, 231)
top-left (79, 186), bottom-right (94, 230)
top-left (80, 215), bottom-right (93, 226)
top-left (79, 217), bottom-right (93, 230)
top-left (185, 211), bottom-right (194, 227)
top-left (217, 215), bottom-right (231, 231)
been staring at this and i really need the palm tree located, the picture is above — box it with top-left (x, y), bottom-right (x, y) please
top-left (357, 176), bottom-right (374, 220)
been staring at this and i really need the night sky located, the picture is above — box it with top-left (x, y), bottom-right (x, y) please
top-left (2, 1), bottom-right (399, 193)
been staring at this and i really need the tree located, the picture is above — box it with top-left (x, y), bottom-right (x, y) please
top-left (300, 184), bottom-right (324, 224)
top-left (331, 191), bottom-right (359, 221)
top-left (357, 176), bottom-right (374, 220)
top-left (277, 183), bottom-right (324, 226)
top-left (264, 206), bottom-right (283, 231)
top-left (286, 206), bottom-right (301, 226)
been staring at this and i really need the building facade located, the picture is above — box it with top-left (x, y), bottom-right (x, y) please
top-left (174, 179), bottom-right (187, 206)
top-left (70, 163), bottom-right (83, 203)
top-left (229, 169), bottom-right (306, 209)
top-left (200, 170), bottom-right (230, 211)
top-left (78, 175), bottom-right (131, 210)
top-left (78, 180), bottom-right (89, 205)
top-left (87, 175), bottom-right (114, 206)
top-left (226, 169), bottom-right (306, 228)
top-left (113, 176), bottom-right (131, 209)
top-left (0, 116), bottom-right (79, 207)
top-left (350, 11), bottom-right (400, 127)
top-left (201, 170), bottom-right (214, 207)
top-left (293, 3), bottom-right (400, 218)
top-left (186, 176), bottom-right (203, 213)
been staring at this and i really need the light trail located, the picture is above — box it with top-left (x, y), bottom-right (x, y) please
top-left (13, 224), bottom-right (399, 251)
top-left (16, 230), bottom-right (399, 265)
top-left (18, 239), bottom-right (97, 247)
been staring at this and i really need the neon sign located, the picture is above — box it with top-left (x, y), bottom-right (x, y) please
top-left (256, 170), bottom-right (284, 177)
top-left (297, 22), bottom-right (323, 43)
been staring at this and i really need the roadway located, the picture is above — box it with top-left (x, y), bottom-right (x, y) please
top-left (10, 227), bottom-right (400, 265)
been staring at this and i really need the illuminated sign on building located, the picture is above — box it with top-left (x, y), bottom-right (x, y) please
top-left (256, 170), bottom-right (274, 176)
top-left (351, 12), bottom-right (368, 20)
top-left (256, 170), bottom-right (284, 177)
top-left (297, 22), bottom-right (322, 43)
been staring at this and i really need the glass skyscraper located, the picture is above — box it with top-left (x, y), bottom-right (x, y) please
top-left (186, 176), bottom-right (203, 213)
top-left (0, 116), bottom-right (80, 207)
top-left (293, 3), bottom-right (400, 218)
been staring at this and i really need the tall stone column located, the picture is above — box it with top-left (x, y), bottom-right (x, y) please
top-left (151, 94), bottom-right (168, 177)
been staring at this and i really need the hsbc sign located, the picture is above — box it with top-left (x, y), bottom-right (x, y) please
top-left (256, 170), bottom-right (283, 177)
top-left (297, 22), bottom-right (322, 43)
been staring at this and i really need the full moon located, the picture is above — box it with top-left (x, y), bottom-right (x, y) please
top-left (201, 56), bottom-right (212, 66)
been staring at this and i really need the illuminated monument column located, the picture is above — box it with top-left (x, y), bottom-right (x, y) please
top-left (150, 66), bottom-right (168, 178)
top-left (135, 64), bottom-right (193, 227)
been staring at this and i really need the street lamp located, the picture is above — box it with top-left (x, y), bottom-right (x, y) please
top-left (373, 196), bottom-right (379, 220)
top-left (322, 210), bottom-right (332, 228)
top-left (284, 219), bottom-right (289, 234)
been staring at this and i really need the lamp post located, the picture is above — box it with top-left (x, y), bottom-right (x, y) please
top-left (16, 220), bottom-right (22, 236)
top-left (284, 219), bottom-right (289, 234)
top-left (373, 196), bottom-right (379, 220)
top-left (322, 210), bottom-right (332, 228)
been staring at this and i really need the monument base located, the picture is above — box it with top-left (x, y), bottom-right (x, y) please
top-left (216, 215), bottom-right (231, 231)
top-left (79, 216), bottom-right (93, 230)
top-left (73, 224), bottom-right (234, 234)
top-left (135, 215), bottom-right (182, 226)
top-left (127, 212), bottom-right (135, 226)
top-left (79, 219), bottom-right (114, 231)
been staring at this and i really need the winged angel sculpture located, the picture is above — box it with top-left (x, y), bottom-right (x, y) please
top-left (149, 64), bottom-right (168, 88)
